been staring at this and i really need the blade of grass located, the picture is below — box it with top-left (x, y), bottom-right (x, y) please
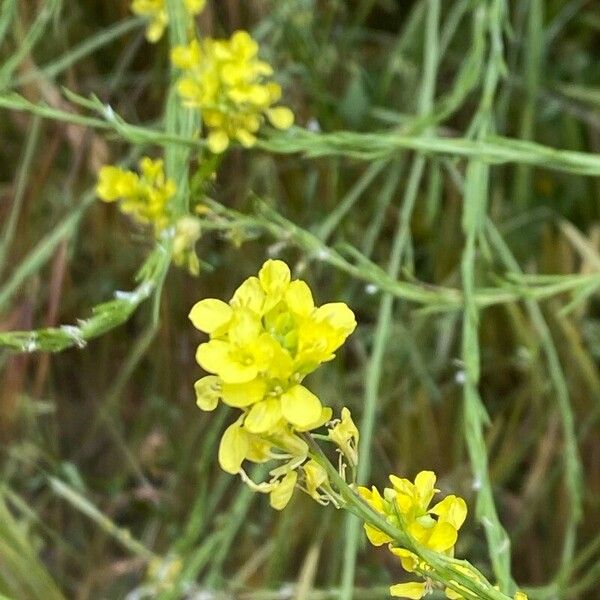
top-left (459, 1), bottom-right (514, 593)
top-left (0, 0), bottom-right (62, 89)
top-left (0, 115), bottom-right (42, 277)
top-left (486, 220), bottom-right (582, 588)
top-left (340, 1), bottom-right (440, 596)
top-left (0, 0), bottom-right (16, 47)
top-left (513, 0), bottom-right (544, 208)
top-left (6, 93), bottom-right (600, 176)
top-left (48, 476), bottom-right (157, 561)
top-left (14, 17), bottom-right (144, 87)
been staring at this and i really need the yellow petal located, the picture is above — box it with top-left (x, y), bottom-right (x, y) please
top-left (358, 485), bottom-right (386, 512)
top-left (96, 166), bottom-right (138, 201)
top-left (514, 593), bottom-right (528, 600)
top-left (303, 460), bottom-right (328, 497)
top-left (364, 524), bottom-right (393, 546)
top-left (267, 106), bottom-right (294, 130)
top-left (184, 0), bottom-right (206, 14)
top-left (207, 130), bottom-right (229, 154)
top-left (430, 495), bottom-right (468, 530)
top-left (221, 378), bottom-right (267, 408)
top-left (427, 521), bottom-right (458, 552)
top-left (314, 302), bottom-right (356, 335)
top-left (170, 40), bottom-right (201, 69)
top-left (189, 299), bottom-right (233, 333)
top-left (390, 547), bottom-right (419, 573)
top-left (444, 587), bottom-right (464, 600)
top-left (244, 398), bottom-right (282, 434)
top-left (295, 406), bottom-right (333, 432)
top-left (389, 474), bottom-right (415, 497)
top-left (146, 18), bottom-right (167, 43)
top-left (218, 421), bottom-right (249, 474)
top-left (280, 385), bottom-right (322, 428)
top-left (218, 361), bottom-right (258, 384)
top-left (228, 309), bottom-right (262, 346)
top-left (235, 129), bottom-right (257, 148)
top-left (414, 470), bottom-right (437, 506)
top-left (389, 582), bottom-right (427, 599)
top-left (285, 280), bottom-right (314, 316)
top-left (196, 339), bottom-right (258, 383)
top-left (230, 276), bottom-right (265, 314)
top-left (258, 259), bottom-right (291, 297)
top-left (194, 375), bottom-right (220, 411)
top-left (269, 470), bottom-right (297, 510)
top-left (395, 493), bottom-right (414, 514)
top-left (246, 436), bottom-right (273, 462)
top-left (196, 340), bottom-right (229, 373)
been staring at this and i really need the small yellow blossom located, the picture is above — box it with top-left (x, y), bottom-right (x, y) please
top-left (328, 407), bottom-right (359, 467)
top-left (302, 459), bottom-right (328, 500)
top-left (171, 31), bottom-right (294, 153)
top-left (359, 471), bottom-right (468, 599)
top-left (132, 0), bottom-right (206, 43)
top-left (96, 157), bottom-right (175, 234)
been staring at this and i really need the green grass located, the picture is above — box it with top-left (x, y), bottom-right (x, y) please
top-left (0, 0), bottom-right (599, 598)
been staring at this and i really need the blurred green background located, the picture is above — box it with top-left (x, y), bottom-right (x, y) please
top-left (0, 0), bottom-right (599, 598)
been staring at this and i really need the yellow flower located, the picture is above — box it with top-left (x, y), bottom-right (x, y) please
top-left (360, 470), bottom-right (468, 597)
top-left (328, 407), bottom-right (359, 467)
top-left (189, 259), bottom-right (356, 435)
top-left (171, 31), bottom-right (294, 152)
top-left (269, 470), bottom-right (297, 510)
top-left (194, 375), bottom-right (220, 411)
top-left (358, 471), bottom-right (480, 599)
top-left (385, 471), bottom-right (467, 555)
top-left (96, 157), bottom-right (176, 234)
top-left (132, 0), bottom-right (206, 43)
top-left (196, 309), bottom-right (274, 383)
top-left (96, 166), bottom-right (138, 201)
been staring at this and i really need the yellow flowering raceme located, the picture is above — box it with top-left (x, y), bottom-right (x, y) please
top-left (171, 31), bottom-right (294, 153)
top-left (190, 259), bottom-right (356, 507)
top-left (96, 157), bottom-right (176, 234)
top-left (190, 259), bottom-right (355, 433)
top-left (359, 471), bottom-right (468, 599)
top-left (132, 0), bottom-right (206, 43)
top-left (359, 471), bottom-right (530, 600)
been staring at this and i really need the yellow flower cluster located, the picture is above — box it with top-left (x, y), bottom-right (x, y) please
top-left (96, 157), bottom-right (175, 234)
top-left (359, 472), bottom-right (528, 600)
top-left (359, 471), bottom-right (467, 599)
top-left (171, 31), bottom-right (294, 153)
top-left (132, 0), bottom-right (206, 43)
top-left (189, 259), bottom-right (356, 508)
top-left (96, 159), bottom-right (202, 274)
